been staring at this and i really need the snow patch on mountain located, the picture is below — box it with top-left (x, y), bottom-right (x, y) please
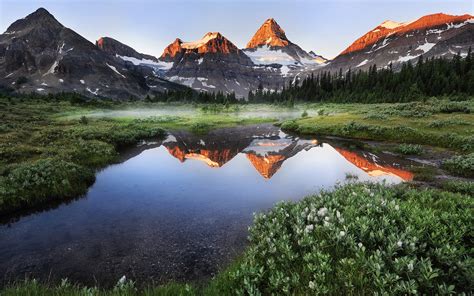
top-left (106, 63), bottom-right (126, 78)
top-left (357, 59), bottom-right (369, 67)
top-left (280, 65), bottom-right (291, 76)
top-left (447, 18), bottom-right (474, 29)
top-left (416, 41), bottom-right (436, 53)
top-left (245, 46), bottom-right (296, 65)
top-left (44, 60), bottom-right (58, 76)
top-left (86, 87), bottom-right (99, 96)
top-left (170, 76), bottom-right (195, 87)
top-left (118, 55), bottom-right (173, 70)
top-left (397, 53), bottom-right (420, 63)
top-left (380, 20), bottom-right (405, 29)
top-left (181, 32), bottom-right (220, 49)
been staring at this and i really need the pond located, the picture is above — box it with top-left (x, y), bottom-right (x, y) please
top-left (0, 124), bottom-right (415, 287)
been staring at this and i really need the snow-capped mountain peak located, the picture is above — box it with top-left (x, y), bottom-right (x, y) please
top-left (244, 18), bottom-right (327, 77)
top-left (161, 32), bottom-right (240, 61)
top-left (181, 32), bottom-right (221, 49)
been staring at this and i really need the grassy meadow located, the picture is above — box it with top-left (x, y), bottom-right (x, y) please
top-left (0, 96), bottom-right (473, 294)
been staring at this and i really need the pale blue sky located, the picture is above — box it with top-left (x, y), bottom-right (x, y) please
top-left (1, 0), bottom-right (472, 59)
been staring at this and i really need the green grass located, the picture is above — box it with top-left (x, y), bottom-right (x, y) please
top-left (3, 183), bottom-right (472, 295)
top-left (0, 98), bottom-right (275, 214)
top-left (280, 99), bottom-right (474, 153)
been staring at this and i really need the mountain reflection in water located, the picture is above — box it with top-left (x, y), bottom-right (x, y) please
top-left (162, 126), bottom-right (413, 181)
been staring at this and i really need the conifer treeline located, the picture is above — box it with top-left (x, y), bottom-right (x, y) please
top-left (249, 49), bottom-right (473, 103)
top-left (2, 50), bottom-right (471, 104)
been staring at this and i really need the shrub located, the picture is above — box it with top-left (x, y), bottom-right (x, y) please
top-left (79, 115), bottom-right (89, 125)
top-left (428, 119), bottom-right (471, 128)
top-left (363, 113), bottom-right (388, 120)
top-left (70, 124), bottom-right (166, 147)
top-left (280, 120), bottom-right (299, 132)
top-left (301, 110), bottom-right (308, 118)
top-left (64, 140), bottom-right (117, 168)
top-left (442, 153), bottom-right (474, 177)
top-left (437, 101), bottom-right (471, 114)
top-left (190, 122), bottom-right (211, 133)
top-left (441, 180), bottom-right (474, 196)
top-left (229, 183), bottom-right (473, 295)
top-left (0, 158), bottom-right (95, 214)
top-left (395, 144), bottom-right (423, 155)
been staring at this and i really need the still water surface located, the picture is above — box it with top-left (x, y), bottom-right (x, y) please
top-left (0, 125), bottom-right (414, 287)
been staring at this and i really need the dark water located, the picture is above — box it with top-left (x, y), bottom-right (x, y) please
top-left (0, 125), bottom-right (414, 287)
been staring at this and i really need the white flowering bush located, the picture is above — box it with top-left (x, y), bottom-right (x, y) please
top-left (230, 183), bottom-right (473, 295)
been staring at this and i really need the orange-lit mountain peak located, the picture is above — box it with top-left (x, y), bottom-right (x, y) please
top-left (334, 148), bottom-right (413, 181)
top-left (164, 144), bottom-right (238, 168)
top-left (246, 153), bottom-right (287, 179)
top-left (165, 146), bottom-right (186, 162)
top-left (246, 18), bottom-right (290, 48)
top-left (161, 32), bottom-right (240, 60)
top-left (340, 13), bottom-right (473, 55)
top-left (96, 37), bottom-right (105, 49)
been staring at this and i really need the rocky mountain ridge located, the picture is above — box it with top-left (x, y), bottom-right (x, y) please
top-left (321, 13), bottom-right (474, 74)
top-left (0, 8), bottom-right (186, 99)
top-left (1, 8), bottom-right (472, 99)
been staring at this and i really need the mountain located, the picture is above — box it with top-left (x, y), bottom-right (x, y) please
top-left (0, 8), bottom-right (185, 99)
top-left (2, 9), bottom-right (472, 99)
top-left (325, 13), bottom-right (473, 72)
top-left (244, 18), bottom-right (327, 76)
top-left (160, 32), bottom-right (282, 97)
top-left (96, 37), bottom-right (172, 74)
top-left (158, 19), bottom-right (328, 97)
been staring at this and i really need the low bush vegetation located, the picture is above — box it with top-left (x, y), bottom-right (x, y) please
top-left (441, 180), bottom-right (474, 196)
top-left (228, 183), bottom-right (473, 295)
top-left (395, 144), bottom-right (423, 155)
top-left (442, 153), bottom-right (474, 177)
top-left (0, 158), bottom-right (95, 214)
top-left (280, 120), bottom-right (299, 131)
